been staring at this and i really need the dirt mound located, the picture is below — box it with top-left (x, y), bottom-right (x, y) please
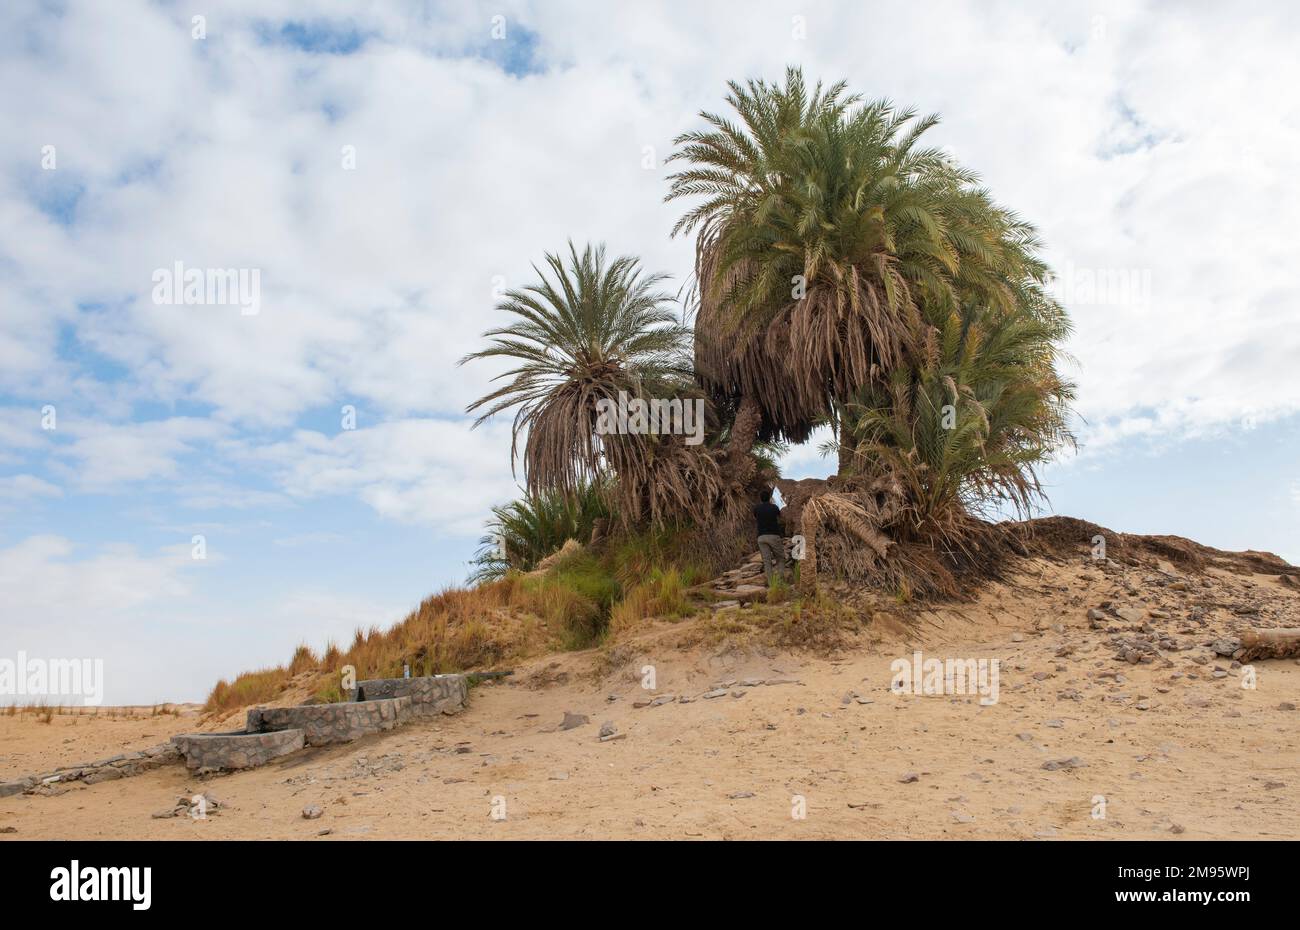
top-left (1005, 515), bottom-right (1298, 577)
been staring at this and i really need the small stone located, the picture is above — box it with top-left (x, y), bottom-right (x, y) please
top-left (728, 791), bottom-right (755, 799)
top-left (302, 804), bottom-right (324, 820)
top-left (899, 772), bottom-right (919, 783)
top-left (1278, 702), bottom-right (1297, 711)
top-left (1010, 633), bottom-right (1025, 643)
top-left (702, 689), bottom-right (728, 700)
top-left (599, 721), bottom-right (617, 738)
top-left (559, 712), bottom-right (589, 730)
top-left (1042, 757), bottom-right (1086, 771)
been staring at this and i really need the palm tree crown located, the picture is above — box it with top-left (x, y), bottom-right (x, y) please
top-left (461, 242), bottom-right (689, 496)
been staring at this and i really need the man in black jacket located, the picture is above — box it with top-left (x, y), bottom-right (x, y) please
top-left (754, 487), bottom-right (788, 583)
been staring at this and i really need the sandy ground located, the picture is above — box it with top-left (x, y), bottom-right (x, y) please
top-left (3, 557), bottom-right (1298, 840)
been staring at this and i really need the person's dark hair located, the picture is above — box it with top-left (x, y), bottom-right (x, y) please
top-left (760, 488), bottom-right (772, 503)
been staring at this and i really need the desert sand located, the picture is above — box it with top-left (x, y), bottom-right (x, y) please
top-left (3, 541), bottom-right (1298, 841)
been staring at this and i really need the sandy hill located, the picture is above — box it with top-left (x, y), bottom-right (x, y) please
top-left (2, 517), bottom-right (1298, 840)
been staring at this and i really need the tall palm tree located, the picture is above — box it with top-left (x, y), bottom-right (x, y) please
top-left (461, 242), bottom-right (720, 526)
top-left (666, 67), bottom-right (1053, 477)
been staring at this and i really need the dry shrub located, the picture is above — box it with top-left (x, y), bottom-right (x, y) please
top-left (609, 567), bottom-right (695, 636)
top-left (287, 643), bottom-right (319, 676)
top-left (205, 667), bottom-right (291, 714)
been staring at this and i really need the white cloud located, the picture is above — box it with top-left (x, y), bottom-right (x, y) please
top-left (0, 473), bottom-right (61, 501)
top-left (0, 535), bottom-right (197, 633)
top-left (240, 418), bottom-right (520, 533)
top-left (51, 417), bottom-right (230, 490)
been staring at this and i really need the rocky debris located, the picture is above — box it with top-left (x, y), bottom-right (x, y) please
top-left (153, 792), bottom-right (223, 819)
top-left (559, 712), bottom-right (589, 730)
top-left (649, 694), bottom-right (676, 707)
top-left (1115, 607), bottom-right (1146, 624)
top-left (899, 772), bottom-right (920, 783)
top-left (599, 720), bottom-right (617, 738)
top-left (302, 804), bottom-right (324, 820)
top-left (727, 791), bottom-right (756, 800)
top-left (701, 689), bottom-right (729, 700)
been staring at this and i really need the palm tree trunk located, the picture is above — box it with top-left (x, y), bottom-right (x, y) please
top-left (726, 394), bottom-right (762, 488)
top-left (837, 417), bottom-right (855, 477)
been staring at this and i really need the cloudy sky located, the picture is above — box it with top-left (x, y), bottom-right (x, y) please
top-left (2, 0), bottom-right (1298, 704)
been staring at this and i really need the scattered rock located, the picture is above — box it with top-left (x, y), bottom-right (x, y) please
top-left (899, 772), bottom-right (920, 783)
top-left (599, 721), bottom-right (617, 738)
top-left (1211, 637), bottom-right (1241, 657)
top-left (302, 804), bottom-right (324, 820)
top-left (1042, 757), bottom-right (1086, 771)
top-left (559, 712), bottom-right (589, 730)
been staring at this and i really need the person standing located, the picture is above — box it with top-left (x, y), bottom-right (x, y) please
top-left (754, 487), bottom-right (788, 583)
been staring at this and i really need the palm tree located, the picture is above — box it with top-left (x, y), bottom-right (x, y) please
top-left (461, 242), bottom-right (722, 526)
top-left (841, 293), bottom-right (1076, 548)
top-left (666, 67), bottom-right (1054, 478)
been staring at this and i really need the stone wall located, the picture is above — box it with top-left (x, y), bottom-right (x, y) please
top-left (0, 741), bottom-right (182, 798)
top-left (354, 674), bottom-right (468, 716)
top-left (246, 696), bottom-right (412, 746)
top-left (171, 729), bottom-right (305, 772)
